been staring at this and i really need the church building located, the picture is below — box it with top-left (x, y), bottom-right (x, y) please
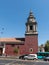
top-left (0, 11), bottom-right (38, 56)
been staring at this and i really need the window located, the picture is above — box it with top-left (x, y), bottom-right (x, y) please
top-left (30, 25), bottom-right (33, 30)
top-left (29, 48), bottom-right (33, 53)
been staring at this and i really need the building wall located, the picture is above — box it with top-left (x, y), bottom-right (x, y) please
top-left (5, 35), bottom-right (38, 56)
top-left (25, 35), bottom-right (38, 54)
top-left (5, 43), bottom-right (25, 56)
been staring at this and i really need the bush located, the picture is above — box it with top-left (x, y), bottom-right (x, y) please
top-left (14, 48), bottom-right (18, 54)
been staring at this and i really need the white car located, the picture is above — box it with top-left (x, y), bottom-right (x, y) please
top-left (24, 54), bottom-right (38, 60)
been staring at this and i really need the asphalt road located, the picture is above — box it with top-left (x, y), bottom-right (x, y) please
top-left (0, 59), bottom-right (16, 65)
top-left (0, 59), bottom-right (49, 65)
top-left (12, 60), bottom-right (49, 65)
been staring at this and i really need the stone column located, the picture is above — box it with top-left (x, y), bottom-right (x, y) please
top-left (2, 43), bottom-right (5, 56)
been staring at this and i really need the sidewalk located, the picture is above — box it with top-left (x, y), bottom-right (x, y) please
top-left (0, 56), bottom-right (19, 60)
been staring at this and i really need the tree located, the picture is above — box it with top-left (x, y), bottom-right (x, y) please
top-left (14, 48), bottom-right (19, 54)
top-left (44, 40), bottom-right (49, 52)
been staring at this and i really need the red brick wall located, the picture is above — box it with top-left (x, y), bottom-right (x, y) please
top-left (5, 44), bottom-right (16, 56)
top-left (5, 44), bottom-right (25, 56)
top-left (5, 35), bottom-right (38, 56)
top-left (25, 35), bottom-right (38, 54)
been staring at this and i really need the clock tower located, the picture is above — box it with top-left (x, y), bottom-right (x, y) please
top-left (25, 11), bottom-right (38, 54)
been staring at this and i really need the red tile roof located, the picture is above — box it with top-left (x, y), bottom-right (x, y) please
top-left (0, 38), bottom-right (24, 43)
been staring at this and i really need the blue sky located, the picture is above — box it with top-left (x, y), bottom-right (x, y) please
top-left (0, 0), bottom-right (49, 45)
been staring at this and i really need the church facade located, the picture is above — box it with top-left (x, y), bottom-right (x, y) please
top-left (0, 11), bottom-right (38, 56)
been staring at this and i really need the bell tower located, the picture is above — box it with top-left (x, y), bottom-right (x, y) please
top-left (25, 11), bottom-right (38, 35)
top-left (25, 11), bottom-right (38, 54)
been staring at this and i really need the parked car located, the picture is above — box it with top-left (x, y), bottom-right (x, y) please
top-left (19, 54), bottom-right (28, 59)
top-left (44, 56), bottom-right (49, 61)
top-left (24, 54), bottom-right (38, 60)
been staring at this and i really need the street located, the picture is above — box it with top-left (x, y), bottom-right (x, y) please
top-left (0, 59), bottom-right (49, 65)
top-left (0, 59), bottom-right (16, 65)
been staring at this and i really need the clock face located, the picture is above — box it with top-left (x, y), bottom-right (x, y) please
top-left (29, 19), bottom-right (33, 21)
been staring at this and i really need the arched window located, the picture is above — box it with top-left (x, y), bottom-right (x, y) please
top-left (29, 48), bottom-right (33, 53)
top-left (30, 25), bottom-right (33, 30)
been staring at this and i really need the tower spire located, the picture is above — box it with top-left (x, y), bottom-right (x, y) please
top-left (25, 11), bottom-right (38, 35)
top-left (27, 10), bottom-right (35, 23)
top-left (28, 10), bottom-right (35, 19)
top-left (29, 10), bottom-right (33, 16)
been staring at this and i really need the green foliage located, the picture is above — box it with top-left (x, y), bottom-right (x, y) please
top-left (44, 40), bottom-right (49, 52)
top-left (14, 48), bottom-right (18, 54)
